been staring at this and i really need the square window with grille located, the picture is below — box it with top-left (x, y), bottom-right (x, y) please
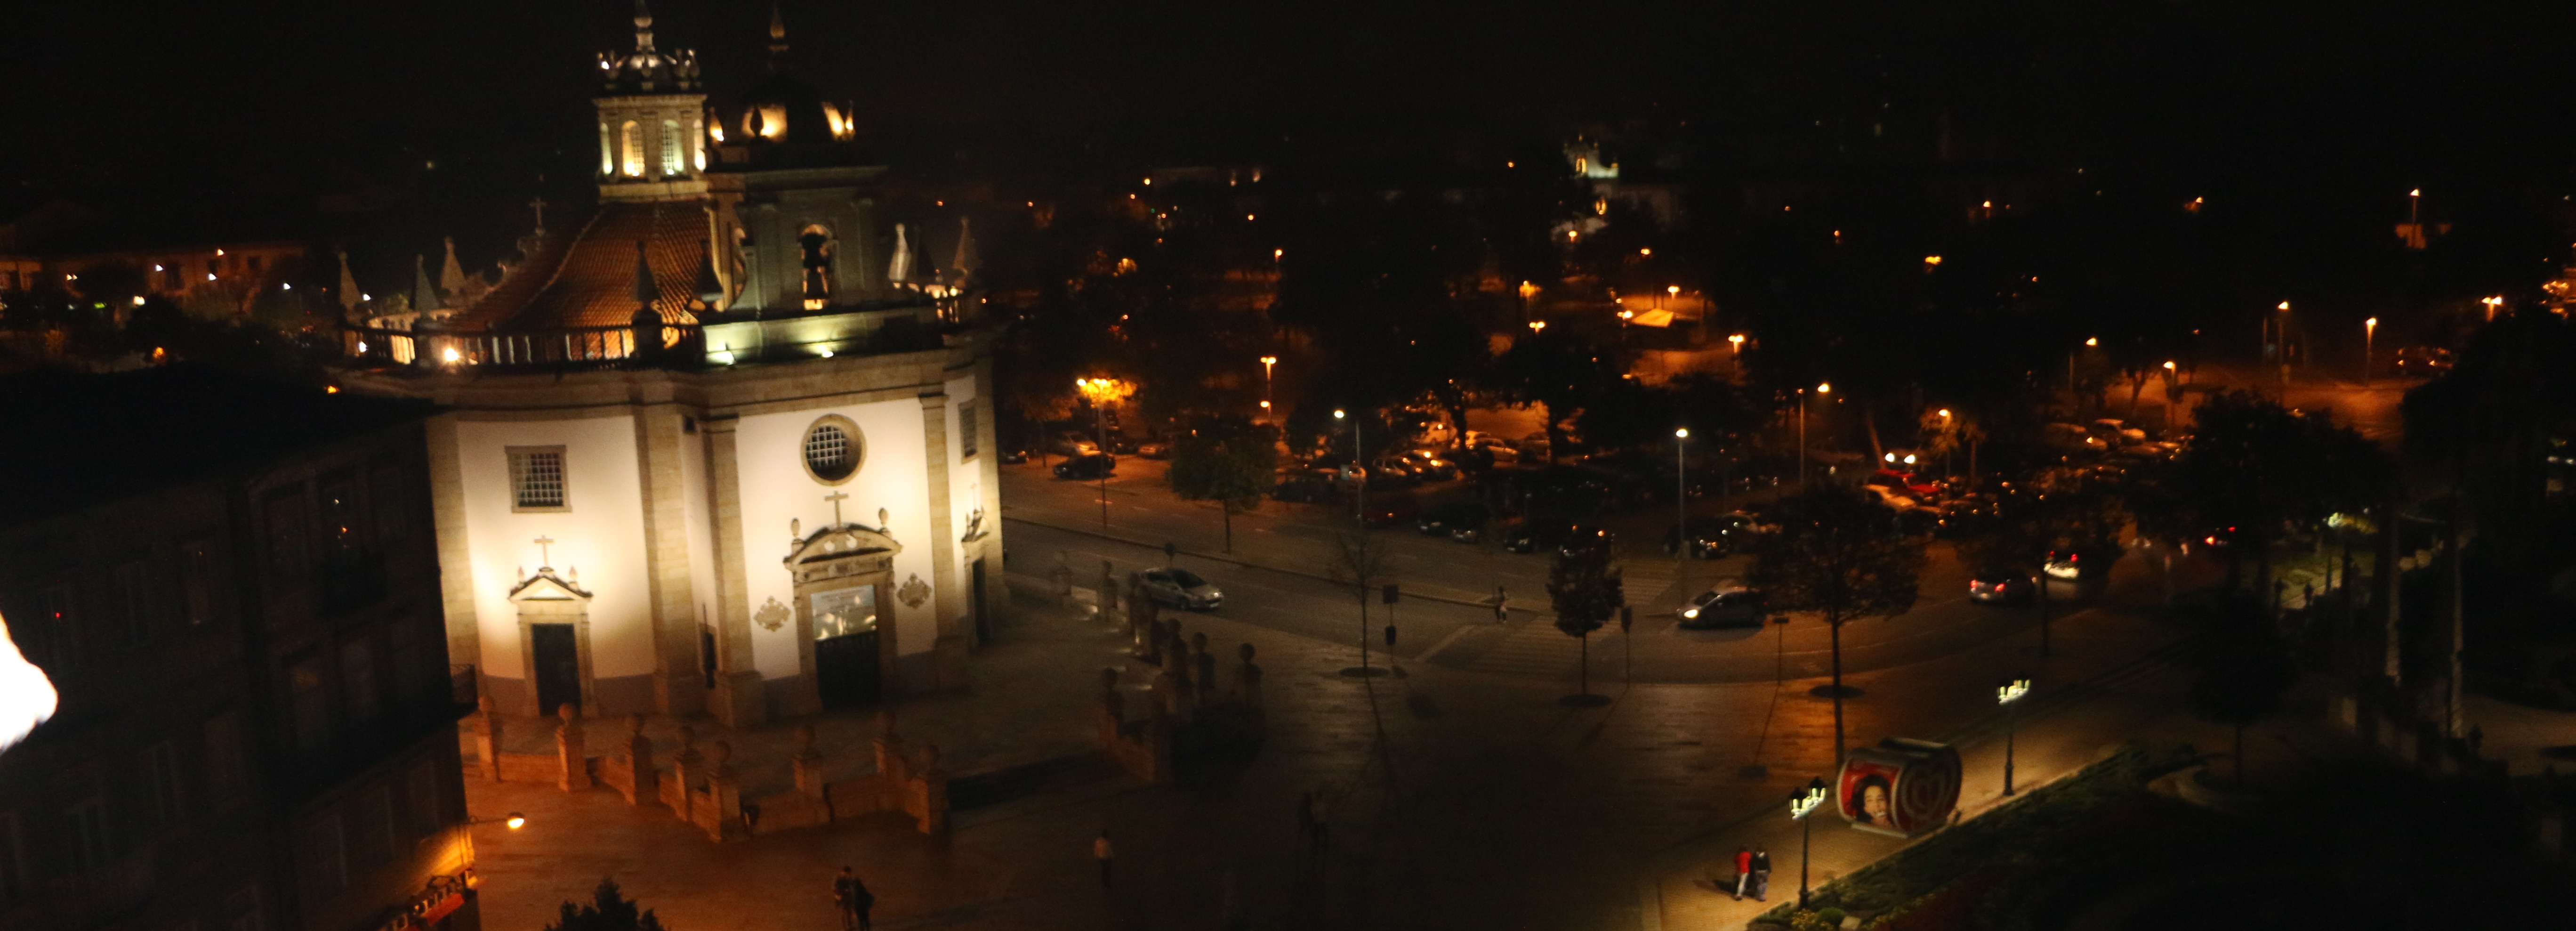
top-left (508, 448), bottom-right (569, 511)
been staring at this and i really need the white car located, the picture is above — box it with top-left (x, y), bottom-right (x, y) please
top-left (1139, 568), bottom-right (1224, 610)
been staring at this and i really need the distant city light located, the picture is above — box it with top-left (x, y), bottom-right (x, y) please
top-left (0, 608), bottom-right (61, 757)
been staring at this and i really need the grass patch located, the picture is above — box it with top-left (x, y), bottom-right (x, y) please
top-left (1754, 741), bottom-right (2201, 930)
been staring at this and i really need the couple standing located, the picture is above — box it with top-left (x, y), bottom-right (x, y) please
top-left (1731, 847), bottom-right (1771, 901)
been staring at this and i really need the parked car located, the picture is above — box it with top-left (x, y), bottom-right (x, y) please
top-left (2391, 346), bottom-right (2454, 378)
top-left (1368, 458), bottom-right (1424, 489)
top-left (1504, 520), bottom-right (1610, 556)
top-left (998, 448), bottom-right (1030, 465)
top-left (2088, 419), bottom-right (2149, 445)
top-left (1662, 516), bottom-right (1743, 558)
top-left (1054, 453), bottom-right (1116, 479)
top-left (1139, 567), bottom-right (1224, 610)
top-left (2043, 550), bottom-right (2084, 581)
top-left (1401, 449), bottom-right (1460, 481)
top-left (1870, 468), bottom-right (1943, 500)
top-left (1135, 440), bottom-right (1173, 459)
top-left (1272, 477), bottom-right (1337, 503)
top-left (2041, 422), bottom-right (2108, 453)
top-left (1677, 583), bottom-right (1767, 629)
top-left (1862, 485), bottom-right (1919, 510)
top-left (1361, 497), bottom-right (1422, 528)
top-left (1048, 430), bottom-right (1101, 456)
top-left (1417, 501), bottom-right (1493, 541)
top-left (1966, 572), bottom-right (2032, 605)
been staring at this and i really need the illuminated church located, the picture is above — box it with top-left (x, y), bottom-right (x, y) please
top-left (342, 1), bottom-right (1000, 729)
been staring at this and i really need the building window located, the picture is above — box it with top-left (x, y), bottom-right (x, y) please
top-left (139, 742), bottom-right (185, 829)
top-left (405, 761), bottom-right (441, 838)
top-left (289, 657), bottom-right (330, 756)
top-left (801, 416), bottom-right (861, 484)
top-left (350, 788), bottom-right (394, 872)
top-left (797, 225), bottom-right (834, 308)
top-left (508, 447), bottom-right (569, 511)
top-left (68, 797), bottom-right (114, 872)
top-left (203, 712), bottom-right (247, 805)
top-left (660, 120), bottom-right (684, 176)
top-left (301, 812), bottom-right (346, 897)
top-left (0, 812), bottom-right (24, 907)
top-left (339, 640), bottom-right (378, 729)
top-left (620, 121), bottom-right (645, 177)
top-left (370, 462), bottom-right (409, 543)
top-left (180, 540), bottom-right (218, 625)
top-left (958, 401), bottom-right (979, 459)
top-left (598, 123), bottom-right (614, 176)
top-left (263, 489), bottom-right (310, 589)
top-left (35, 583), bottom-right (76, 669)
top-left (224, 886), bottom-right (265, 931)
top-left (319, 476), bottom-right (381, 611)
top-left (113, 560), bottom-right (153, 646)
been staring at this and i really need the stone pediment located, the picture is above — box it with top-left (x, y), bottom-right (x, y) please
top-left (508, 568), bottom-right (592, 602)
top-left (784, 523), bottom-right (901, 567)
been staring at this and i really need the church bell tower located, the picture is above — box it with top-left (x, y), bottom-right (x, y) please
top-left (595, 0), bottom-right (708, 202)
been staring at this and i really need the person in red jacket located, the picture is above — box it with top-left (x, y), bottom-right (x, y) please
top-left (1733, 847), bottom-right (1754, 900)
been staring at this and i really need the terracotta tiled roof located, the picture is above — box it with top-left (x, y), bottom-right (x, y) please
top-left (451, 201), bottom-right (710, 331)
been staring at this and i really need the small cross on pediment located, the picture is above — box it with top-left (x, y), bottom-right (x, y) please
top-left (534, 535), bottom-right (556, 570)
top-left (824, 491), bottom-right (849, 526)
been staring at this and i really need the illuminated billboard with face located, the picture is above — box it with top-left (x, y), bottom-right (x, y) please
top-left (1839, 737), bottom-right (1961, 837)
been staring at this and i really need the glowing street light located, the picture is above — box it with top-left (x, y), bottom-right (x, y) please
top-left (1258, 356), bottom-right (1279, 423)
top-left (1997, 678), bottom-right (2032, 795)
top-left (1673, 429), bottom-right (1690, 565)
top-left (2481, 295), bottom-right (2502, 322)
top-left (1798, 384), bottom-right (1830, 486)
top-left (1791, 777), bottom-right (1829, 908)
top-left (2362, 317), bottom-right (2378, 386)
top-left (1528, 320), bottom-right (1547, 332)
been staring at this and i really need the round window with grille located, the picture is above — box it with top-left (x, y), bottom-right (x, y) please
top-left (802, 416), bottom-right (862, 484)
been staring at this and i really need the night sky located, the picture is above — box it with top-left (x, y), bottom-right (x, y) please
top-left (6, 1), bottom-right (2575, 266)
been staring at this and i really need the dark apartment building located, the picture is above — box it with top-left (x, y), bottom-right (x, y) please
top-left (0, 367), bottom-right (477, 931)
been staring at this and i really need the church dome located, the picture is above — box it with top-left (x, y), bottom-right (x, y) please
top-left (726, 5), bottom-right (856, 147)
top-left (597, 0), bottom-right (701, 95)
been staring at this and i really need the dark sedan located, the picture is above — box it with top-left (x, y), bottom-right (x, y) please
top-left (1054, 453), bottom-right (1116, 480)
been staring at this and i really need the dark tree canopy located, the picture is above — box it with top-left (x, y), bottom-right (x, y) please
top-left (545, 879), bottom-right (668, 931)
top-left (1745, 488), bottom-right (1928, 627)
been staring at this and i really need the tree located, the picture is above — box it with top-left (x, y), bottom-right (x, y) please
top-left (2133, 389), bottom-right (2390, 598)
top-left (1547, 542), bottom-right (1624, 705)
top-left (1326, 528), bottom-right (1394, 674)
top-left (1166, 428), bottom-right (1277, 552)
top-left (1746, 487), bottom-right (1928, 761)
top-left (1490, 329), bottom-right (1620, 462)
top-left (2186, 595), bottom-right (2301, 785)
top-left (545, 878), bottom-right (668, 931)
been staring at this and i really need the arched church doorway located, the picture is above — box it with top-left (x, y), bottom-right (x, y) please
top-left (811, 585), bottom-right (879, 707)
top-left (783, 508), bottom-right (902, 715)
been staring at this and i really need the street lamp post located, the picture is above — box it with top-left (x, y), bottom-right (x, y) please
top-left (1674, 429), bottom-right (1690, 565)
top-left (2361, 318), bottom-right (2376, 386)
top-left (1936, 409), bottom-right (1953, 480)
top-left (1791, 777), bottom-right (1829, 909)
top-left (1996, 678), bottom-right (2032, 795)
top-left (459, 811), bottom-right (527, 868)
top-left (1075, 378), bottom-right (1132, 531)
top-left (1259, 356), bottom-right (1278, 424)
top-left (2274, 302), bottom-right (2292, 397)
top-left (1334, 409), bottom-right (1364, 526)
top-left (1797, 383), bottom-right (1829, 486)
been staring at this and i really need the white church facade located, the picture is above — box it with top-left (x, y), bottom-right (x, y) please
top-left (342, 2), bottom-right (1000, 728)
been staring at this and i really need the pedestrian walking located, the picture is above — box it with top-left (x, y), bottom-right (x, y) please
top-left (1094, 830), bottom-right (1115, 888)
top-left (1750, 848), bottom-right (1772, 902)
top-left (1731, 847), bottom-right (1752, 900)
top-left (1493, 586), bottom-right (1510, 621)
top-left (1308, 792), bottom-right (1331, 848)
top-left (832, 866), bottom-right (872, 931)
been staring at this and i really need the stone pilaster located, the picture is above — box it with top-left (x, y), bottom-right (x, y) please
top-left (425, 413), bottom-right (483, 690)
top-left (631, 392), bottom-right (705, 716)
top-left (700, 414), bottom-right (766, 728)
top-left (918, 392), bottom-right (967, 689)
top-left (554, 704), bottom-right (592, 791)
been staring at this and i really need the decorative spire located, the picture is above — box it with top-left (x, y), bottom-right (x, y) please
top-left (633, 0), bottom-right (657, 54)
top-left (887, 223), bottom-right (914, 285)
top-left (950, 217), bottom-right (980, 277)
top-left (411, 255), bottom-right (439, 314)
top-left (336, 251), bottom-right (361, 313)
top-left (768, 1), bottom-right (792, 73)
top-left (633, 240), bottom-right (658, 307)
top-left (439, 236), bottom-right (469, 298)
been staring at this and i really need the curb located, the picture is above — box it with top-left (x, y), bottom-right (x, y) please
top-left (1001, 514), bottom-right (1520, 615)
